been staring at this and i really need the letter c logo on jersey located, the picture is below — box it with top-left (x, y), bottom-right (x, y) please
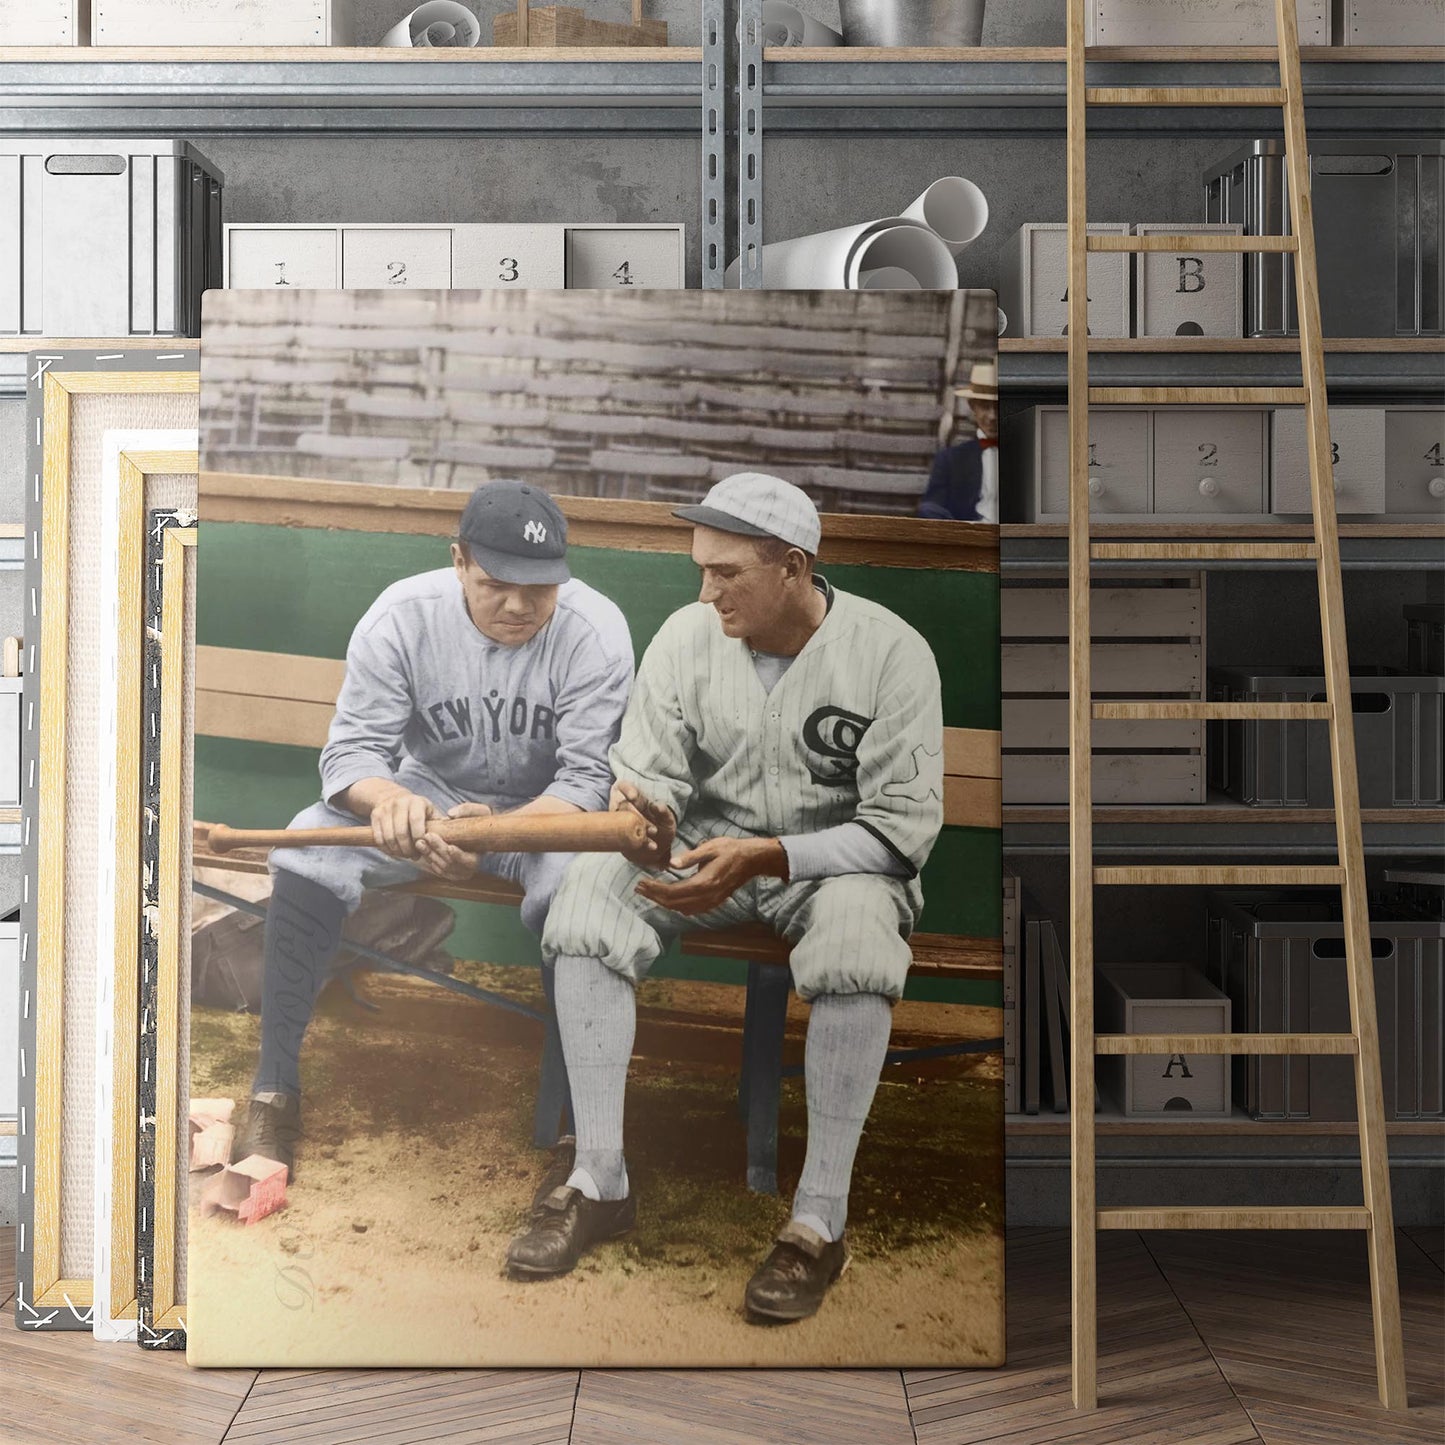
top-left (801, 706), bottom-right (872, 787)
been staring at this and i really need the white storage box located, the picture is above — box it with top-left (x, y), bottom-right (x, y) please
top-left (1384, 407), bottom-right (1445, 515)
top-left (1332, 0), bottom-right (1444, 44)
top-left (996, 223), bottom-right (1131, 339)
top-left (1098, 966), bottom-right (1232, 1119)
top-left (225, 223), bottom-right (682, 291)
top-left (1134, 223), bottom-right (1243, 339)
top-left (1, 139), bottom-right (224, 337)
top-left (565, 224), bottom-right (685, 289)
top-left (1088, 0), bottom-right (1329, 45)
top-left (1152, 407), bottom-right (1268, 517)
top-left (93, 0), bottom-right (354, 45)
top-left (1271, 406), bottom-right (1386, 515)
top-left (0, 918), bottom-right (16, 1126)
top-left (1004, 405), bottom-right (1150, 521)
top-left (0, 0), bottom-right (86, 43)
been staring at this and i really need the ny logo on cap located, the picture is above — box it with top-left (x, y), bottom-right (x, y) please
top-left (523, 520), bottom-right (547, 545)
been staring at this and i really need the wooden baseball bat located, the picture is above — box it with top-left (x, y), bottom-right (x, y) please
top-left (207, 810), bottom-right (649, 856)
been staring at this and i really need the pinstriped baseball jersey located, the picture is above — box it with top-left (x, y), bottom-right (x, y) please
top-left (320, 568), bottom-right (634, 815)
top-left (611, 576), bottom-right (944, 918)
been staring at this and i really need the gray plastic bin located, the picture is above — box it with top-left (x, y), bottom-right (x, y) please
top-left (1406, 603), bottom-right (1445, 676)
top-left (1207, 890), bottom-right (1444, 1121)
top-left (1208, 665), bottom-right (1444, 807)
top-left (1, 138), bottom-right (224, 338)
top-left (1203, 139), bottom-right (1444, 338)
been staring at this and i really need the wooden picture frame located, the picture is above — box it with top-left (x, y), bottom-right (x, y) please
top-left (15, 351), bottom-right (199, 1332)
top-left (93, 437), bottom-right (199, 1342)
top-left (138, 513), bottom-right (197, 1350)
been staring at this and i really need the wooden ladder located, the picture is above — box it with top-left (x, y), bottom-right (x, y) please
top-left (1064, 0), bottom-right (1407, 1411)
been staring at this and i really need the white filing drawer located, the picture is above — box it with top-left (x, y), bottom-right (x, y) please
top-left (227, 226), bottom-right (340, 289)
top-left (452, 225), bottom-right (566, 290)
top-left (997, 223), bottom-right (1131, 338)
top-left (1271, 407), bottom-right (1386, 515)
top-left (93, 0), bottom-right (354, 44)
top-left (1134, 223), bottom-right (1243, 339)
top-left (1033, 407), bottom-right (1150, 519)
top-left (1153, 409), bottom-right (1267, 516)
top-left (342, 227), bottom-right (453, 289)
top-left (1333, 0), bottom-right (1444, 44)
top-left (565, 225), bottom-right (685, 289)
top-left (0, 0), bottom-right (84, 42)
top-left (1088, 0), bottom-right (1329, 44)
top-left (1384, 407), bottom-right (1445, 514)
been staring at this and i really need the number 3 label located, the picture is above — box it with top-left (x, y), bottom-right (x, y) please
top-left (499, 258), bottom-right (519, 283)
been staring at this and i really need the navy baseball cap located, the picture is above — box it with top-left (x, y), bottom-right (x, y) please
top-left (457, 480), bottom-right (570, 585)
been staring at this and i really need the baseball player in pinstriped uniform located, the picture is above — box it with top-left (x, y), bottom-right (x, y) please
top-left (236, 480), bottom-right (634, 1181)
top-left (507, 471), bottom-right (945, 1323)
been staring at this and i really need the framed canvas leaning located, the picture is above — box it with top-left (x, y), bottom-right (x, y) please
top-left (187, 288), bottom-right (1004, 1367)
top-left (15, 350), bottom-right (198, 1333)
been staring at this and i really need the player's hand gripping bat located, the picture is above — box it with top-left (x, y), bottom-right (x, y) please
top-left (207, 810), bottom-right (648, 856)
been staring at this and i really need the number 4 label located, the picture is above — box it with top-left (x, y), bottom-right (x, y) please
top-left (613, 261), bottom-right (635, 286)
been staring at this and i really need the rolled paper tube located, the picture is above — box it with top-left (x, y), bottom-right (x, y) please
top-left (997, 306), bottom-right (1008, 336)
top-left (902, 176), bottom-right (990, 254)
top-left (725, 217), bottom-right (956, 290)
top-left (382, 1), bottom-right (482, 47)
top-left (761, 2), bottom-right (844, 45)
top-left (857, 266), bottom-right (922, 289)
top-left (845, 223), bottom-right (957, 289)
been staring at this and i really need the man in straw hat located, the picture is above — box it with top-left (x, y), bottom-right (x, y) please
top-left (507, 471), bottom-right (944, 1324)
top-left (917, 359), bottom-right (999, 523)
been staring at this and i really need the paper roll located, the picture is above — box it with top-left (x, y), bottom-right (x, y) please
top-left (382, 1), bottom-right (481, 47)
top-left (997, 306), bottom-right (1008, 336)
top-left (761, 2), bottom-right (845, 46)
top-left (903, 176), bottom-right (990, 255)
top-left (857, 266), bottom-right (921, 289)
top-left (725, 218), bottom-right (956, 290)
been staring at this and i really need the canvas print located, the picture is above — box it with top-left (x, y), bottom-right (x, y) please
top-left (187, 287), bottom-right (1004, 1367)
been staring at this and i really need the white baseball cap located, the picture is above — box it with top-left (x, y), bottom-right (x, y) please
top-left (673, 472), bottom-right (822, 555)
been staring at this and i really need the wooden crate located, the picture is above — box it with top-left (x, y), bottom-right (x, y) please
top-left (1087, 0), bottom-right (1329, 44)
top-left (0, 0), bottom-right (85, 43)
top-left (1002, 575), bottom-right (1206, 806)
top-left (493, 2), bottom-right (667, 46)
top-left (1333, 0), bottom-right (1443, 44)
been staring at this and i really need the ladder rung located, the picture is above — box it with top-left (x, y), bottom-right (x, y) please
top-left (1095, 1033), bottom-right (1358, 1057)
top-left (1093, 701), bottom-right (1331, 721)
top-left (1097, 1207), bottom-right (1370, 1231)
top-left (1089, 387), bottom-right (1309, 405)
top-left (1087, 235), bottom-right (1297, 253)
top-left (1086, 86), bottom-right (1287, 107)
top-left (1094, 866), bottom-right (1345, 886)
top-left (1091, 542), bottom-right (1321, 562)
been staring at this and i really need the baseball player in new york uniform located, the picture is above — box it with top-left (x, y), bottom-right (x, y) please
top-left (507, 471), bottom-right (944, 1323)
top-left (236, 480), bottom-right (634, 1181)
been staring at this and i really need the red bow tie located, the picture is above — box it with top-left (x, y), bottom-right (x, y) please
top-left (977, 437), bottom-right (998, 450)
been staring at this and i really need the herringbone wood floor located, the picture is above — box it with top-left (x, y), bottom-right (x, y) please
top-left (3, 1226), bottom-right (1441, 1444)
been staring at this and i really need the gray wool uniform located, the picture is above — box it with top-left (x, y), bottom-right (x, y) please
top-left (542, 578), bottom-right (944, 998)
top-left (273, 567), bottom-right (634, 934)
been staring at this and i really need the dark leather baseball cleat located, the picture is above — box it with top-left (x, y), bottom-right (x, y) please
top-left (234, 1091), bottom-right (302, 1183)
top-left (743, 1221), bottom-right (850, 1322)
top-left (505, 1185), bottom-right (636, 1278)
top-left (529, 1136), bottom-right (577, 1214)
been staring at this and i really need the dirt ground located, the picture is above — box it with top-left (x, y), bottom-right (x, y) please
top-left (185, 963), bottom-right (1006, 1369)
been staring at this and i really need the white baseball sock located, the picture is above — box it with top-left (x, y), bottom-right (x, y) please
top-left (554, 953), bottom-right (634, 1201)
top-left (791, 992), bottom-right (892, 1241)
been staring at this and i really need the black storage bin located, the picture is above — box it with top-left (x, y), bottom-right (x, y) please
top-left (1203, 138), bottom-right (1444, 338)
top-left (1208, 665), bottom-right (1444, 807)
top-left (1207, 890), bottom-right (1444, 1121)
top-left (1405, 603), bottom-right (1445, 676)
